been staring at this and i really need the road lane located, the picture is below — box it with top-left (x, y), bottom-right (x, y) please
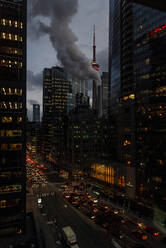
top-left (41, 184), bottom-right (108, 248)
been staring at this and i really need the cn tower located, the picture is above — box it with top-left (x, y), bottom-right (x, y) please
top-left (91, 25), bottom-right (99, 110)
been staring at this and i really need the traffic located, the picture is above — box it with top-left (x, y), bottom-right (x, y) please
top-left (26, 154), bottom-right (166, 248)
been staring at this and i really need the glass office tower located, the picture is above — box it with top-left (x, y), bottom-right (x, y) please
top-left (0, 0), bottom-right (27, 236)
top-left (42, 67), bottom-right (70, 163)
top-left (109, 0), bottom-right (166, 225)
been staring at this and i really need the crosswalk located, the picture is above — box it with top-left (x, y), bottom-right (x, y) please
top-left (36, 192), bottom-right (56, 198)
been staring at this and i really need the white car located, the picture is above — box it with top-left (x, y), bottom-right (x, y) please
top-left (47, 220), bottom-right (54, 225)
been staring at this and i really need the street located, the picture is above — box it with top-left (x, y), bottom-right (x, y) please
top-left (26, 155), bottom-right (166, 248)
top-left (35, 183), bottom-right (108, 248)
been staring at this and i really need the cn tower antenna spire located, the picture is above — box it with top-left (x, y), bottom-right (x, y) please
top-left (93, 24), bottom-right (96, 62)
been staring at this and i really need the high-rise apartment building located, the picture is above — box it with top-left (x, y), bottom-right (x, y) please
top-left (33, 104), bottom-right (40, 122)
top-left (0, 0), bottom-right (26, 236)
top-left (109, 0), bottom-right (166, 226)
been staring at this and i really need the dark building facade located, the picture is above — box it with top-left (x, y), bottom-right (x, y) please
top-left (109, 0), bottom-right (166, 226)
top-left (27, 121), bottom-right (41, 158)
top-left (33, 104), bottom-right (40, 122)
top-left (101, 72), bottom-right (109, 117)
top-left (67, 102), bottom-right (97, 178)
top-left (0, 0), bottom-right (26, 236)
top-left (67, 95), bottom-right (111, 181)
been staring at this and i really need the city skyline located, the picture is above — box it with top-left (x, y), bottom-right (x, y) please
top-left (27, 0), bottom-right (109, 120)
top-left (1, 0), bottom-right (166, 247)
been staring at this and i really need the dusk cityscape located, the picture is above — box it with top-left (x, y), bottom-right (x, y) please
top-left (0, 0), bottom-right (166, 248)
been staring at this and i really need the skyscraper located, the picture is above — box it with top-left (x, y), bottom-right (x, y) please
top-left (0, 0), bottom-right (26, 236)
top-left (42, 67), bottom-right (70, 163)
top-left (109, 0), bottom-right (166, 226)
top-left (33, 104), bottom-right (40, 122)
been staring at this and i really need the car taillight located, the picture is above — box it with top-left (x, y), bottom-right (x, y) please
top-left (154, 232), bottom-right (159, 236)
top-left (142, 235), bottom-right (148, 240)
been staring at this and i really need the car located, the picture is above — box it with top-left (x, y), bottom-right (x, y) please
top-left (64, 194), bottom-right (70, 199)
top-left (42, 213), bottom-right (47, 216)
top-left (131, 229), bottom-right (148, 240)
top-left (114, 209), bottom-right (119, 214)
top-left (92, 208), bottom-right (98, 213)
top-left (47, 220), bottom-right (54, 225)
top-left (144, 226), bottom-right (159, 236)
top-left (90, 215), bottom-right (96, 220)
top-left (121, 218), bottom-right (128, 224)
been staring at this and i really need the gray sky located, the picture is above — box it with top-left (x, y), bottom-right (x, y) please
top-left (27, 0), bottom-right (109, 120)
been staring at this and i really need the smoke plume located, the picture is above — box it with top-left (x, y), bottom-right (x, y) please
top-left (29, 0), bottom-right (101, 86)
top-left (28, 99), bottom-right (40, 106)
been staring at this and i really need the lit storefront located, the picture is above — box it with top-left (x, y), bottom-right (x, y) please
top-left (91, 163), bottom-right (115, 185)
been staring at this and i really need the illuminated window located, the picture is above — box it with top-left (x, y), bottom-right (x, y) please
top-left (0, 199), bottom-right (20, 208)
top-left (0, 130), bottom-right (22, 137)
top-left (2, 19), bottom-right (6, 26)
top-left (20, 22), bottom-right (23, 29)
top-left (123, 140), bottom-right (131, 146)
top-left (146, 58), bottom-right (150, 65)
top-left (0, 184), bottom-right (22, 194)
top-left (2, 32), bottom-right (6, 39)
top-left (9, 144), bottom-right (22, 150)
top-left (17, 117), bottom-right (22, 123)
top-left (1, 143), bottom-right (22, 151)
top-left (0, 130), bottom-right (5, 136)
top-left (158, 160), bottom-right (164, 165)
top-left (9, 20), bottom-right (12, 26)
top-left (1, 116), bottom-right (12, 123)
top-left (14, 21), bottom-right (18, 28)
top-left (0, 102), bottom-right (7, 109)
top-left (129, 94), bottom-right (135, 99)
top-left (1, 88), bottom-right (22, 96)
top-left (14, 35), bottom-right (18, 41)
top-left (0, 101), bottom-right (22, 110)
top-left (1, 144), bottom-right (8, 150)
top-left (9, 33), bottom-right (12, 40)
top-left (0, 200), bottom-right (6, 208)
top-left (139, 24), bottom-right (143, 31)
